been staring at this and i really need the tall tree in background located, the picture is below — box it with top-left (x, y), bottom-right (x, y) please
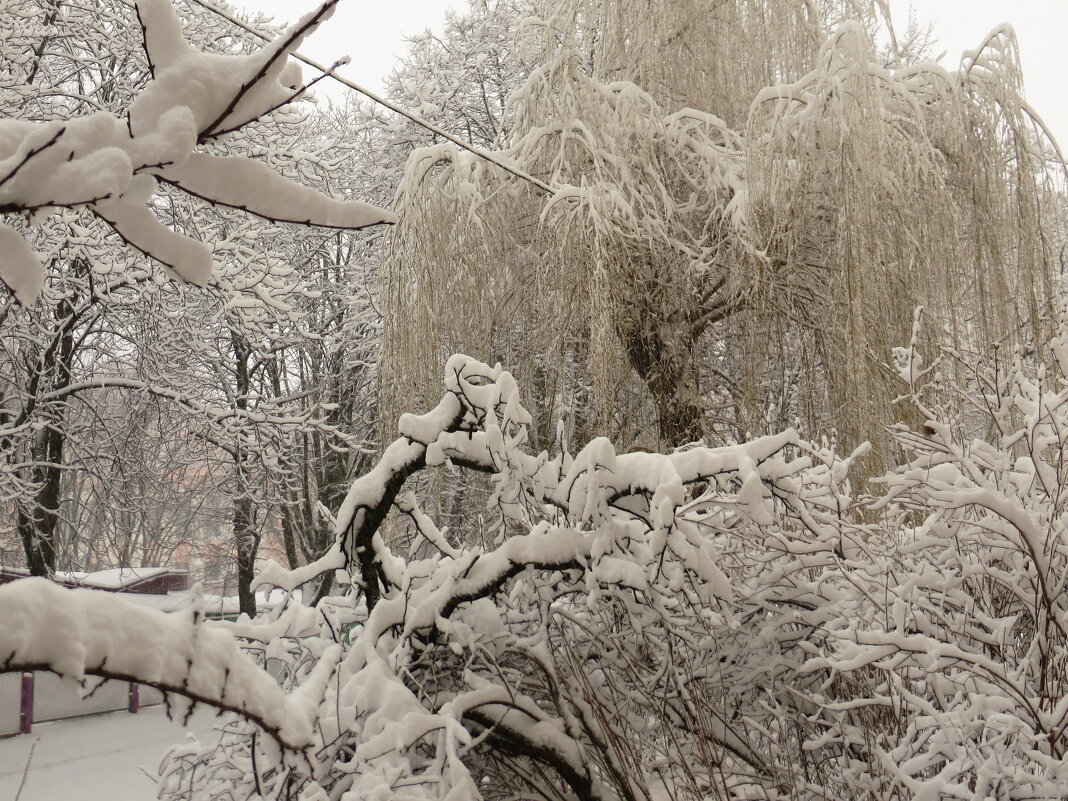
top-left (387, 0), bottom-right (1064, 466)
top-left (0, 0), bottom-right (394, 586)
top-left (0, 0), bottom-right (154, 576)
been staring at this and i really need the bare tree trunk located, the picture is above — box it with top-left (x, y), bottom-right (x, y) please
top-left (234, 490), bottom-right (258, 617)
top-left (18, 424), bottom-right (64, 576)
top-left (231, 332), bottom-right (258, 617)
top-left (620, 318), bottom-right (703, 448)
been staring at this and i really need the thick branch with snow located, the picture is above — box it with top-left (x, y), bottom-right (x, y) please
top-left (0, 578), bottom-right (338, 756)
top-left (0, 0), bottom-right (394, 304)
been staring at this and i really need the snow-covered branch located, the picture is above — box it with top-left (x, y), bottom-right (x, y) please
top-left (0, 578), bottom-right (338, 756)
top-left (0, 0), bottom-right (394, 304)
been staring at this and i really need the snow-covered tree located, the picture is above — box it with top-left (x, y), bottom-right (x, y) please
top-left (0, 0), bottom-right (394, 578)
top-left (55, 387), bottom-right (229, 572)
top-left (383, 0), bottom-right (541, 154)
top-left (386, 0), bottom-right (1064, 465)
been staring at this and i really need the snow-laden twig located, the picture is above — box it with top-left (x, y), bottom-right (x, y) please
top-left (0, 0), bottom-right (394, 304)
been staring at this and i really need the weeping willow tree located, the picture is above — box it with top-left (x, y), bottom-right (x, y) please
top-left (384, 0), bottom-right (1064, 466)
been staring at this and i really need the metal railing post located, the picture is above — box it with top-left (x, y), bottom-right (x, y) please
top-left (19, 672), bottom-right (33, 734)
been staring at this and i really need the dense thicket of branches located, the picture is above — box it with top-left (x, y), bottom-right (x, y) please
top-left (7, 334), bottom-right (1068, 800)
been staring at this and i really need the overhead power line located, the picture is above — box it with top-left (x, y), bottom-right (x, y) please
top-left (186, 0), bottom-right (556, 195)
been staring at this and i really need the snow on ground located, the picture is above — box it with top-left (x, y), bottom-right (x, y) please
top-left (0, 705), bottom-right (219, 801)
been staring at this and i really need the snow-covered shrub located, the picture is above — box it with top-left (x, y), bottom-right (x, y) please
top-left (794, 326), bottom-right (1068, 799)
top-left (145, 353), bottom-right (862, 801)
top-left (6, 336), bottom-right (1068, 800)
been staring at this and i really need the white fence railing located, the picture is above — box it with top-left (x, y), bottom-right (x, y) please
top-left (1, 672), bottom-right (163, 737)
top-left (0, 673), bottom-right (20, 737)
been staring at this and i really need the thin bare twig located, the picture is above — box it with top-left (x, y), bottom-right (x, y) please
top-left (0, 127), bottom-right (66, 193)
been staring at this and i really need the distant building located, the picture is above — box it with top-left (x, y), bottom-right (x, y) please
top-left (0, 566), bottom-right (291, 620)
top-left (0, 566), bottom-right (188, 594)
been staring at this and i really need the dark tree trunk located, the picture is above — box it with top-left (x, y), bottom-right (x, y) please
top-left (231, 332), bottom-right (258, 617)
top-left (17, 425), bottom-right (64, 576)
top-left (279, 500), bottom-right (301, 570)
top-left (234, 491), bottom-right (258, 617)
top-left (620, 321), bottom-right (703, 449)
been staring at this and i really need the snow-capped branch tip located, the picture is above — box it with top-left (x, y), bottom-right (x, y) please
top-left (0, 0), bottom-right (394, 305)
top-left (193, 0), bottom-right (344, 140)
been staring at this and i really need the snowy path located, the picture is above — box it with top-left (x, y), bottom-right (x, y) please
top-left (0, 705), bottom-right (218, 801)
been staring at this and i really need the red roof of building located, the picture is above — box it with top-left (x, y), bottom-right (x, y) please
top-left (0, 566), bottom-right (187, 594)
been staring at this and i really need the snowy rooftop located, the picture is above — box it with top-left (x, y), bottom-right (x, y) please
top-left (0, 567), bottom-right (294, 618)
top-left (0, 565), bottom-right (188, 595)
top-left (55, 566), bottom-right (174, 590)
top-left (120, 588), bottom-right (298, 617)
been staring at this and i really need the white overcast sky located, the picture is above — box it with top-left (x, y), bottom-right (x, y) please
top-left (238, 0), bottom-right (1067, 147)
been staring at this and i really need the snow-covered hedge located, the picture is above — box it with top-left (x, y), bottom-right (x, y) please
top-left (4, 337), bottom-right (1068, 800)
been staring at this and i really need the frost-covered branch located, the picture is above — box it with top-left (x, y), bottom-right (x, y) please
top-left (0, 578), bottom-right (338, 756)
top-left (0, 0), bottom-right (394, 305)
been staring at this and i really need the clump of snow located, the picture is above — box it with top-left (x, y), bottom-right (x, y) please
top-left (0, 223), bottom-right (44, 303)
top-left (0, 0), bottom-right (394, 304)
